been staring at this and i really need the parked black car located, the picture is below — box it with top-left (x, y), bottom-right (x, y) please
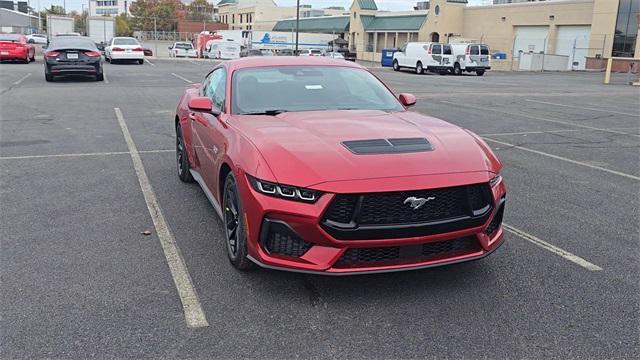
top-left (335, 48), bottom-right (357, 62)
top-left (44, 37), bottom-right (103, 82)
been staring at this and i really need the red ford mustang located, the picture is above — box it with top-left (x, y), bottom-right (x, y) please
top-left (0, 34), bottom-right (35, 63)
top-left (175, 57), bottom-right (506, 275)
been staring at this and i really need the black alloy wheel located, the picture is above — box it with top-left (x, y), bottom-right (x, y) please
top-left (176, 125), bottom-right (194, 182)
top-left (223, 173), bottom-right (252, 270)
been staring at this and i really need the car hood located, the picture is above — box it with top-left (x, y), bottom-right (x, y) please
top-left (230, 110), bottom-right (497, 187)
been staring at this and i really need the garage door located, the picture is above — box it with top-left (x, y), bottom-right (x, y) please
top-left (514, 26), bottom-right (549, 57)
top-left (555, 25), bottom-right (591, 70)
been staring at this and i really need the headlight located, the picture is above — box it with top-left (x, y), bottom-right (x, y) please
top-left (489, 175), bottom-right (502, 187)
top-left (248, 176), bottom-right (322, 203)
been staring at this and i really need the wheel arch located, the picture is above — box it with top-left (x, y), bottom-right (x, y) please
top-left (218, 162), bottom-right (233, 203)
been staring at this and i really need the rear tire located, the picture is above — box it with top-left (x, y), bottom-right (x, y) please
top-left (138, 59), bottom-right (144, 65)
top-left (453, 63), bottom-right (462, 76)
top-left (176, 125), bottom-right (194, 183)
top-left (416, 62), bottom-right (423, 75)
top-left (476, 69), bottom-right (485, 76)
top-left (392, 59), bottom-right (400, 71)
top-left (223, 173), bottom-right (252, 270)
top-left (45, 73), bottom-right (53, 82)
top-left (96, 73), bottom-right (104, 81)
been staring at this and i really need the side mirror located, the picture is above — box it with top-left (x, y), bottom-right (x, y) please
top-left (188, 97), bottom-right (221, 116)
top-left (42, 45), bottom-right (47, 49)
top-left (168, 46), bottom-right (172, 50)
top-left (398, 93), bottom-right (416, 107)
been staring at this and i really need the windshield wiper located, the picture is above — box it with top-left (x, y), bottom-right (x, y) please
top-left (239, 109), bottom-right (288, 116)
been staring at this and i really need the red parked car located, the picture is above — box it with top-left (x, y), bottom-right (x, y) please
top-left (0, 34), bottom-right (35, 63)
top-left (175, 57), bottom-right (506, 275)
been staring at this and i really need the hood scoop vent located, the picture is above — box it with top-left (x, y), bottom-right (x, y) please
top-left (342, 138), bottom-right (433, 155)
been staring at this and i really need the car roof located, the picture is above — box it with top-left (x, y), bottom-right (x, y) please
top-left (225, 56), bottom-right (365, 73)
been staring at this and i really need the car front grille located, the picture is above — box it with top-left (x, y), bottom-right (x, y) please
top-left (322, 183), bottom-right (493, 240)
top-left (335, 236), bottom-right (481, 268)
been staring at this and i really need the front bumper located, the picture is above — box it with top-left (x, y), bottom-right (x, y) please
top-left (237, 170), bottom-right (507, 275)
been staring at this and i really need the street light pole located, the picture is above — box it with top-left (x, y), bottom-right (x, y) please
top-left (294, 0), bottom-right (300, 55)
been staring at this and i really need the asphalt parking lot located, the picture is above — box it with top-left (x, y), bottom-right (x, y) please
top-left (1, 57), bottom-right (638, 359)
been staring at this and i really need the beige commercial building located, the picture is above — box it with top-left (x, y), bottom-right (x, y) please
top-left (275, 0), bottom-right (639, 71)
top-left (216, 0), bottom-right (346, 31)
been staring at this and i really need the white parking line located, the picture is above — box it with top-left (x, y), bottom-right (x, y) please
top-left (0, 149), bottom-right (173, 161)
top-left (103, 71), bottom-right (109, 84)
top-left (13, 73), bottom-right (31, 85)
top-left (480, 127), bottom-right (640, 137)
top-left (441, 100), bottom-right (639, 138)
top-left (526, 99), bottom-right (640, 117)
top-left (483, 136), bottom-right (640, 181)
top-left (504, 223), bottom-right (602, 271)
top-left (114, 108), bottom-right (208, 328)
top-left (144, 58), bottom-right (155, 66)
top-left (188, 60), bottom-right (199, 65)
top-left (171, 73), bottom-right (193, 84)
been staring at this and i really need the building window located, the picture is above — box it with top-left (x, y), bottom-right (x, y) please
top-left (232, 14), bottom-right (235, 24)
top-left (434, 5), bottom-right (440, 16)
top-left (612, 0), bottom-right (639, 57)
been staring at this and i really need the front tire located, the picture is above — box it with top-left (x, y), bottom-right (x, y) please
top-left (416, 62), bottom-right (423, 74)
top-left (176, 125), bottom-right (194, 183)
top-left (392, 59), bottom-right (399, 71)
top-left (138, 59), bottom-right (144, 65)
top-left (223, 173), bottom-right (252, 270)
top-left (45, 73), bottom-right (53, 82)
top-left (453, 63), bottom-right (462, 76)
top-left (96, 73), bottom-right (104, 81)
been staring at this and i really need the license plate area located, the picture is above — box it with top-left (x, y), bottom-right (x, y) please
top-left (66, 53), bottom-right (79, 59)
top-left (0, 51), bottom-right (8, 55)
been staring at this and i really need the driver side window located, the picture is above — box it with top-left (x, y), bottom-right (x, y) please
top-left (203, 68), bottom-right (227, 112)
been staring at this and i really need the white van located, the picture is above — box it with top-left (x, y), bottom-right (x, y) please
top-left (206, 39), bottom-right (241, 60)
top-left (450, 43), bottom-right (491, 76)
top-left (392, 42), bottom-right (454, 74)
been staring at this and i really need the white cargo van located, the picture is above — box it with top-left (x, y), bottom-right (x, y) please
top-left (206, 39), bottom-right (241, 60)
top-left (392, 42), bottom-right (454, 74)
top-left (450, 43), bottom-right (491, 76)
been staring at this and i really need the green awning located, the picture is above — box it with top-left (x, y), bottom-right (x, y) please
top-left (273, 16), bottom-right (350, 33)
top-left (364, 15), bottom-right (427, 32)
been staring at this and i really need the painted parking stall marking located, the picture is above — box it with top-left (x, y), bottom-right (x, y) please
top-left (114, 107), bottom-right (208, 328)
top-left (484, 137), bottom-right (640, 181)
top-left (171, 73), bottom-right (193, 83)
top-left (13, 73), bottom-right (31, 85)
top-left (504, 223), bottom-right (602, 271)
top-left (526, 99), bottom-right (640, 117)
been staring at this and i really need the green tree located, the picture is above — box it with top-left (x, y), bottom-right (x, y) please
top-left (186, 0), bottom-right (214, 21)
top-left (129, 0), bottom-right (182, 32)
top-left (115, 14), bottom-right (132, 36)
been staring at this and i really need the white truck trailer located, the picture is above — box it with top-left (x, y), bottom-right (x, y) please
top-left (87, 17), bottom-right (115, 45)
top-left (46, 15), bottom-right (74, 38)
top-left (213, 30), bottom-right (336, 51)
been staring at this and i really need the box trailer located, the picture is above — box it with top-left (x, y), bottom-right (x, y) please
top-left (210, 30), bottom-right (337, 50)
top-left (46, 15), bottom-right (74, 38)
top-left (87, 17), bottom-right (115, 45)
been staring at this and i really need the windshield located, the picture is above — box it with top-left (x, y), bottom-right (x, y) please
top-left (232, 66), bottom-right (403, 115)
top-left (49, 37), bottom-right (98, 51)
top-left (114, 38), bottom-right (139, 45)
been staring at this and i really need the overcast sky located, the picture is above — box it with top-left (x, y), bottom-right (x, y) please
top-left (33, 0), bottom-right (484, 14)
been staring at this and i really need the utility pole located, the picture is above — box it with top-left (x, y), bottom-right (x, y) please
top-left (154, 17), bottom-right (158, 58)
top-left (294, 0), bottom-right (300, 55)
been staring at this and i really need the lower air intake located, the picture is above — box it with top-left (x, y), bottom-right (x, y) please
top-left (261, 220), bottom-right (313, 257)
top-left (335, 237), bottom-right (481, 268)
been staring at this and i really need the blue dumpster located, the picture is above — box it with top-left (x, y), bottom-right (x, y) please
top-left (381, 48), bottom-right (398, 67)
top-left (493, 52), bottom-right (507, 60)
